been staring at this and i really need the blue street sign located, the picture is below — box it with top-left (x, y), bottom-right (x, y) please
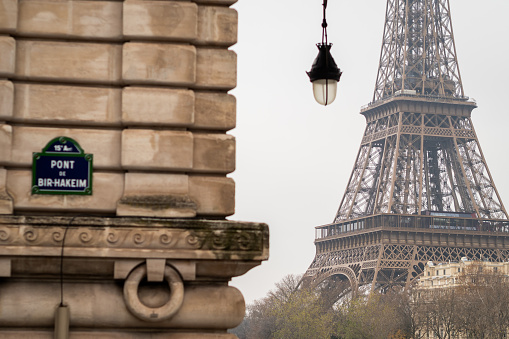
top-left (32, 137), bottom-right (93, 195)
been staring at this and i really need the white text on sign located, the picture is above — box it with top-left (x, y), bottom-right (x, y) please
top-left (50, 160), bottom-right (75, 169)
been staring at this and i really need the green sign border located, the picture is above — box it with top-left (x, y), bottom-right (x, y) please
top-left (32, 136), bottom-right (93, 195)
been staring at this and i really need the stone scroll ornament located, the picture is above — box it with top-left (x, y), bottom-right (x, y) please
top-left (32, 136), bottom-right (93, 195)
top-left (123, 264), bottom-right (184, 322)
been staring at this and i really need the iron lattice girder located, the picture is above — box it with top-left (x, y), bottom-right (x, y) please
top-left (374, 0), bottom-right (463, 100)
top-left (335, 97), bottom-right (508, 221)
top-left (304, 217), bottom-right (509, 290)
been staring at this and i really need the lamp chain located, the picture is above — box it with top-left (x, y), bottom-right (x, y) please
top-left (321, 0), bottom-right (328, 45)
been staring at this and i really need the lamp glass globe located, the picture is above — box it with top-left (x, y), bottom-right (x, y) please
top-left (312, 79), bottom-right (337, 105)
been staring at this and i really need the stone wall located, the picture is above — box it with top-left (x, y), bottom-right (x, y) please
top-left (0, 0), bottom-right (239, 218)
top-left (0, 1), bottom-right (269, 338)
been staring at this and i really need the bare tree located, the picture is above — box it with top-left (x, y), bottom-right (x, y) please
top-left (408, 262), bottom-right (509, 339)
top-left (416, 288), bottom-right (460, 339)
top-left (335, 292), bottom-right (407, 339)
top-left (231, 274), bottom-right (334, 339)
top-left (456, 263), bottom-right (509, 339)
top-left (272, 287), bottom-right (334, 339)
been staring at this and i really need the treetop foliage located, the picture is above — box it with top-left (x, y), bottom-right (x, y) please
top-left (231, 264), bottom-right (509, 339)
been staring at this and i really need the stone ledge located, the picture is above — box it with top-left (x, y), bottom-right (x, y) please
top-left (0, 216), bottom-right (269, 261)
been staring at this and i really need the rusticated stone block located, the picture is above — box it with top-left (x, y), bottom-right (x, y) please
top-left (0, 124), bottom-right (12, 163)
top-left (123, 173), bottom-right (189, 196)
top-left (14, 84), bottom-right (121, 126)
top-left (117, 173), bottom-right (197, 218)
top-left (15, 40), bottom-right (122, 83)
top-left (121, 129), bottom-right (193, 171)
top-left (0, 0), bottom-right (17, 33)
top-left (6, 170), bottom-right (123, 213)
top-left (193, 133), bottom-right (235, 173)
top-left (123, 1), bottom-right (197, 41)
top-left (189, 176), bottom-right (234, 216)
top-left (0, 257), bottom-right (10, 276)
top-left (17, 0), bottom-right (122, 39)
top-left (122, 43), bottom-right (195, 85)
top-left (194, 0), bottom-right (237, 5)
top-left (122, 87), bottom-right (194, 127)
top-left (195, 48), bottom-right (236, 90)
top-left (196, 6), bottom-right (237, 46)
top-left (0, 81), bottom-right (13, 120)
top-left (0, 167), bottom-right (13, 214)
top-left (0, 281), bottom-right (244, 329)
top-left (194, 92), bottom-right (235, 130)
top-left (0, 36), bottom-right (15, 77)
top-left (10, 126), bottom-right (121, 169)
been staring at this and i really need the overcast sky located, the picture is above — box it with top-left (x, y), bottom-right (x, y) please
top-left (229, 0), bottom-right (509, 305)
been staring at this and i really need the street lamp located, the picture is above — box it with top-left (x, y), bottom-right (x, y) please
top-left (307, 0), bottom-right (342, 106)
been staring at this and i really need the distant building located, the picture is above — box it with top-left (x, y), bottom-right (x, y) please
top-left (418, 258), bottom-right (509, 288)
top-left (416, 259), bottom-right (509, 339)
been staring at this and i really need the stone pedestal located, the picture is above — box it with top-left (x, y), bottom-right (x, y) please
top-left (0, 216), bottom-right (268, 337)
top-left (0, 0), bottom-right (268, 337)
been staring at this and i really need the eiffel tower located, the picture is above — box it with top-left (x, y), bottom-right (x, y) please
top-left (304, 0), bottom-right (509, 292)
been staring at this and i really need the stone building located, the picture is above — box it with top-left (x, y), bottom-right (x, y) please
top-left (416, 259), bottom-right (509, 339)
top-left (418, 259), bottom-right (509, 288)
top-left (0, 0), bottom-right (268, 338)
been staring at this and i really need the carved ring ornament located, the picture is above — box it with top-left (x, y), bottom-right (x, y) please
top-left (123, 264), bottom-right (184, 322)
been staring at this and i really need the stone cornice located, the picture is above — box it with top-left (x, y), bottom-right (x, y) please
top-left (0, 216), bottom-right (269, 261)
